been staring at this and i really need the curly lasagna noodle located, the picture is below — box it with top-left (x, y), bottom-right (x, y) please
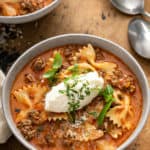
top-left (11, 44), bottom-right (142, 150)
top-left (0, 0), bottom-right (53, 16)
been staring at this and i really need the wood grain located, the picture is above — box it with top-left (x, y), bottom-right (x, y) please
top-left (0, 0), bottom-right (150, 149)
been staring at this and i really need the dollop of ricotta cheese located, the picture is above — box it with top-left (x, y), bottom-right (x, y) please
top-left (45, 72), bottom-right (104, 112)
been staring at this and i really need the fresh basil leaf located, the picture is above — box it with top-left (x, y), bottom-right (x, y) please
top-left (97, 100), bottom-right (113, 126)
top-left (105, 94), bottom-right (113, 103)
top-left (104, 84), bottom-right (114, 95)
top-left (69, 64), bottom-right (79, 75)
top-left (53, 53), bottom-right (62, 69)
top-left (43, 53), bottom-right (62, 82)
top-left (43, 69), bottom-right (56, 79)
top-left (97, 84), bottom-right (115, 126)
top-left (99, 84), bottom-right (114, 102)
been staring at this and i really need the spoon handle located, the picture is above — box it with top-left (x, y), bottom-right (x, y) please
top-left (141, 11), bottom-right (150, 18)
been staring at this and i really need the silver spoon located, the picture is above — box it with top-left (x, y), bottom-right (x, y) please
top-left (111, 0), bottom-right (150, 18)
top-left (128, 18), bottom-right (150, 58)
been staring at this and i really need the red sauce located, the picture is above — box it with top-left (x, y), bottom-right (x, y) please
top-left (10, 45), bottom-right (142, 150)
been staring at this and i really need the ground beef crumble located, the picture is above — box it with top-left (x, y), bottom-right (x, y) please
top-left (17, 119), bottom-right (36, 140)
top-left (105, 69), bottom-right (136, 93)
top-left (28, 110), bottom-right (47, 125)
top-left (20, 0), bottom-right (46, 15)
top-left (31, 57), bottom-right (46, 72)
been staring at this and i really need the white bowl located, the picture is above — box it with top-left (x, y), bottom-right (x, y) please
top-left (0, 0), bottom-right (61, 24)
top-left (2, 34), bottom-right (150, 150)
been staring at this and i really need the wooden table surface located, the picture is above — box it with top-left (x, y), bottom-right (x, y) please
top-left (0, 0), bottom-right (150, 149)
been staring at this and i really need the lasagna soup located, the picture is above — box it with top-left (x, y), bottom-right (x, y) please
top-left (0, 0), bottom-right (53, 16)
top-left (11, 44), bottom-right (142, 150)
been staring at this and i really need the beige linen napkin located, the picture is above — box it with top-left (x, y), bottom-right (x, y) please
top-left (0, 70), bottom-right (12, 143)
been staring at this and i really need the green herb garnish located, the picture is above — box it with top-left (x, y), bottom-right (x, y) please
top-left (43, 69), bottom-right (57, 80)
top-left (97, 85), bottom-right (115, 126)
top-left (68, 111), bottom-right (76, 123)
top-left (43, 53), bottom-right (62, 82)
top-left (97, 100), bottom-right (113, 126)
top-left (52, 53), bottom-right (63, 69)
top-left (99, 84), bottom-right (114, 102)
top-left (69, 64), bottom-right (79, 76)
top-left (88, 112), bottom-right (98, 118)
top-left (59, 75), bottom-right (92, 123)
top-left (68, 100), bottom-right (80, 123)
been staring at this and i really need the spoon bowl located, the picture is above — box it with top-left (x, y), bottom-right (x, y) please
top-left (128, 18), bottom-right (150, 58)
top-left (111, 0), bottom-right (150, 18)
